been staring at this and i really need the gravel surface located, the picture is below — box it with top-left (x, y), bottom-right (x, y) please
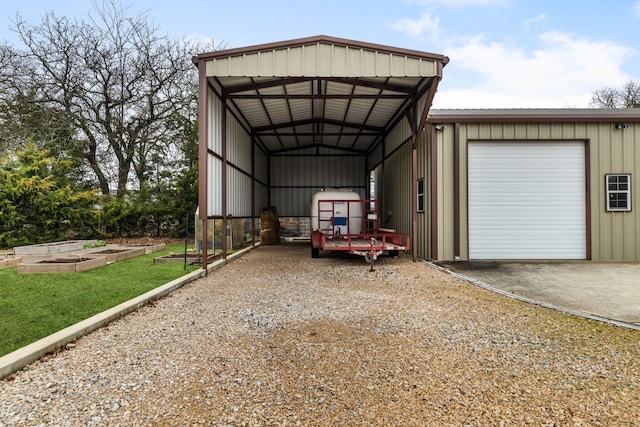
top-left (2, 242), bottom-right (639, 426)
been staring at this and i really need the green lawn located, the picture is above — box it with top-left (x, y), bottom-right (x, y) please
top-left (0, 245), bottom-right (200, 357)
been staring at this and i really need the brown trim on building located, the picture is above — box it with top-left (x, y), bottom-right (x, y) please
top-left (585, 140), bottom-right (592, 260)
top-left (412, 144), bottom-right (418, 262)
top-left (430, 124), bottom-right (438, 260)
top-left (430, 109), bottom-right (640, 124)
top-left (193, 35), bottom-right (450, 65)
top-left (251, 132), bottom-right (256, 246)
top-left (464, 137), bottom-right (592, 261)
top-left (221, 96), bottom-right (228, 260)
top-left (197, 61), bottom-right (209, 269)
top-left (453, 123), bottom-right (460, 259)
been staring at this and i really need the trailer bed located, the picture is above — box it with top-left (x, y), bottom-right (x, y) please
top-left (323, 238), bottom-right (406, 251)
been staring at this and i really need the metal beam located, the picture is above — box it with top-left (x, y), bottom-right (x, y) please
top-left (197, 60), bottom-right (209, 270)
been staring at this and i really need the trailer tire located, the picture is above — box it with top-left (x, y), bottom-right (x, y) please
top-left (311, 247), bottom-right (320, 258)
top-left (387, 250), bottom-right (399, 258)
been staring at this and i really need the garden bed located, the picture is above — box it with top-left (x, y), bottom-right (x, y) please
top-left (13, 240), bottom-right (97, 257)
top-left (17, 256), bottom-right (107, 274)
top-left (79, 246), bottom-right (146, 263)
top-left (0, 256), bottom-right (22, 269)
top-left (153, 253), bottom-right (202, 264)
top-left (129, 242), bottom-right (166, 254)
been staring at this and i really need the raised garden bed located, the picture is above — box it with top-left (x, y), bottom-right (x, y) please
top-left (153, 252), bottom-right (221, 265)
top-left (14, 240), bottom-right (97, 257)
top-left (80, 246), bottom-right (146, 263)
top-left (129, 242), bottom-right (166, 254)
top-left (154, 253), bottom-right (202, 264)
top-left (0, 255), bottom-right (22, 269)
top-left (17, 256), bottom-right (107, 274)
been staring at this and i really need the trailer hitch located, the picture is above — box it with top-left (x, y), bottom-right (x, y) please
top-left (364, 237), bottom-right (378, 272)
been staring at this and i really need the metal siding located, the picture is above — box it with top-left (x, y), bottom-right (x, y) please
top-left (255, 148), bottom-right (269, 184)
top-left (255, 182), bottom-right (269, 216)
top-left (383, 143), bottom-right (412, 234)
top-left (454, 121), bottom-right (640, 261)
top-left (227, 166), bottom-right (252, 217)
top-left (208, 94), bottom-right (222, 154)
top-left (590, 123), bottom-right (640, 261)
top-left (208, 157), bottom-right (222, 216)
top-left (205, 42), bottom-right (439, 78)
top-left (386, 116), bottom-right (412, 154)
top-left (269, 156), bottom-right (366, 216)
top-left (438, 126), bottom-right (456, 260)
top-left (468, 141), bottom-right (586, 260)
top-left (227, 115), bottom-right (252, 172)
top-left (416, 131), bottom-right (429, 259)
top-left (369, 142), bottom-right (383, 169)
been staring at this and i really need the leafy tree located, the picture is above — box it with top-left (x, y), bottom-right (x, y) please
top-left (0, 144), bottom-right (100, 248)
top-left (590, 80), bottom-right (640, 108)
top-left (4, 0), bottom-right (200, 199)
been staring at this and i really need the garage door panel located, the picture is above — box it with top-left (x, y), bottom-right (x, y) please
top-left (468, 141), bottom-right (586, 260)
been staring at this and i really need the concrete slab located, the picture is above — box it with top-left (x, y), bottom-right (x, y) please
top-left (436, 261), bottom-right (640, 329)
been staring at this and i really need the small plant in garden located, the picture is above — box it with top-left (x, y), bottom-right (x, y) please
top-left (83, 240), bottom-right (106, 249)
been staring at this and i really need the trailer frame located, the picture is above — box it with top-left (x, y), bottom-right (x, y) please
top-left (310, 198), bottom-right (410, 269)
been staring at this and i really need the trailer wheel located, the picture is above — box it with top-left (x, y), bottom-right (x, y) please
top-left (311, 247), bottom-right (320, 258)
top-left (387, 250), bottom-right (399, 258)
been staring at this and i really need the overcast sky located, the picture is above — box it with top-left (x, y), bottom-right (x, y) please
top-left (2, 0), bottom-right (639, 108)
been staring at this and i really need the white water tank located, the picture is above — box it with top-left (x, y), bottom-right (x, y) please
top-left (310, 189), bottom-right (363, 235)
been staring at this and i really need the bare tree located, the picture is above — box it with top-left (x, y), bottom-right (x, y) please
top-left (590, 80), bottom-right (640, 108)
top-left (4, 0), bottom-right (201, 198)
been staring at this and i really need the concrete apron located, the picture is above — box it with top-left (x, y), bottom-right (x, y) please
top-left (431, 260), bottom-right (640, 331)
top-left (0, 245), bottom-right (257, 380)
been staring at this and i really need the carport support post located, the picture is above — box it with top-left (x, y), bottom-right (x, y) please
top-left (197, 59), bottom-right (208, 269)
top-left (411, 72), bottom-right (442, 262)
top-left (221, 93), bottom-right (228, 260)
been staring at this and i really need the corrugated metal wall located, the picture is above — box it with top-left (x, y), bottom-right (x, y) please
top-left (416, 131), bottom-right (430, 259)
top-left (270, 155), bottom-right (366, 216)
top-left (206, 43), bottom-right (438, 78)
top-left (429, 121), bottom-right (640, 261)
top-left (381, 143), bottom-right (412, 235)
top-left (206, 85), bottom-right (270, 218)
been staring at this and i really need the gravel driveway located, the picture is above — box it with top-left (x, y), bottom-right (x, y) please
top-left (2, 242), bottom-right (639, 425)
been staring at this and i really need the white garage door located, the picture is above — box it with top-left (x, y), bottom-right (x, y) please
top-left (468, 141), bottom-right (586, 260)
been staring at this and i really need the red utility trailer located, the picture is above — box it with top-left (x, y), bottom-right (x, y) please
top-left (310, 189), bottom-right (409, 269)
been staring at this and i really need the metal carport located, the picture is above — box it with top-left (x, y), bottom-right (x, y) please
top-left (192, 35), bottom-right (449, 264)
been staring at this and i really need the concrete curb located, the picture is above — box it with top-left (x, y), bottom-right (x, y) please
top-left (0, 245), bottom-right (257, 380)
top-left (422, 260), bottom-right (640, 332)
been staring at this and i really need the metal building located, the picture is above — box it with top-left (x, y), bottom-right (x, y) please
top-left (192, 35), bottom-right (448, 262)
top-left (422, 109), bottom-right (640, 261)
top-left (193, 36), bottom-right (640, 263)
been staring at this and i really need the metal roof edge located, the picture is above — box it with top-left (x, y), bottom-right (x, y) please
top-left (193, 35), bottom-right (449, 66)
top-left (428, 108), bottom-right (640, 123)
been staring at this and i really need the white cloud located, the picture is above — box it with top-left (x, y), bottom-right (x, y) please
top-left (433, 31), bottom-right (636, 108)
top-left (523, 13), bottom-right (547, 29)
top-left (391, 13), bottom-right (440, 38)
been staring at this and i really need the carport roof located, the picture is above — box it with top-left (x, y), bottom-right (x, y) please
top-left (192, 35), bottom-right (449, 155)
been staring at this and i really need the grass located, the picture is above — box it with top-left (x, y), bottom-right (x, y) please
top-left (0, 244), bottom-right (200, 357)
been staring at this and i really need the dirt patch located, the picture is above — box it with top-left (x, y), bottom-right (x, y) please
top-left (39, 258), bottom-right (94, 264)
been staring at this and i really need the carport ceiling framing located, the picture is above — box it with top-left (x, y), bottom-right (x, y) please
top-left (197, 35), bottom-right (449, 156)
top-left (218, 75), bottom-right (434, 155)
